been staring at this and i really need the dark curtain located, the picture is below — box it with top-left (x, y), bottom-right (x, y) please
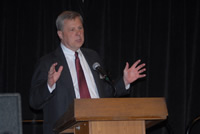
top-left (0, 0), bottom-right (200, 134)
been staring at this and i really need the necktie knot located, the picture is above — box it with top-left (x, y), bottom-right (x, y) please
top-left (75, 52), bottom-right (78, 59)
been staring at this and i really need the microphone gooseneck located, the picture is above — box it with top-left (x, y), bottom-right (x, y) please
top-left (92, 62), bottom-right (116, 96)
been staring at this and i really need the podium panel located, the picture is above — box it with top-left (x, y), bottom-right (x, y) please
top-left (89, 121), bottom-right (145, 134)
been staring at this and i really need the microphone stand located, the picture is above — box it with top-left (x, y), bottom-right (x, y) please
top-left (103, 75), bottom-right (117, 97)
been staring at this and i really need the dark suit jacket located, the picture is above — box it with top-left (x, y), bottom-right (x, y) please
top-left (29, 46), bottom-right (130, 134)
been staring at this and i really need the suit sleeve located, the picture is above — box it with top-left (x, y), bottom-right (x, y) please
top-left (29, 57), bottom-right (55, 110)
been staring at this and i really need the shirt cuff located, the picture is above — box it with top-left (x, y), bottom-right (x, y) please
top-left (47, 83), bottom-right (56, 93)
top-left (125, 84), bottom-right (130, 90)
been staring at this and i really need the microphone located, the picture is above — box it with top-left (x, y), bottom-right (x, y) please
top-left (92, 62), bottom-right (116, 96)
top-left (92, 62), bottom-right (108, 79)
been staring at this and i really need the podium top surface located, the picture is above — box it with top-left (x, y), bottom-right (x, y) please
top-left (74, 97), bottom-right (168, 121)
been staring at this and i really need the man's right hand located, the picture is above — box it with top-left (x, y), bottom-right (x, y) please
top-left (48, 62), bottom-right (63, 88)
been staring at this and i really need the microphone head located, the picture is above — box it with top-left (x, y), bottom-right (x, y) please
top-left (92, 62), bottom-right (100, 70)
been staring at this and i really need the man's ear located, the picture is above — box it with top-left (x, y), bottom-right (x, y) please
top-left (57, 31), bottom-right (63, 40)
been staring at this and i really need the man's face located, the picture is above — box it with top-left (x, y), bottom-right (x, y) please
top-left (57, 17), bottom-right (84, 51)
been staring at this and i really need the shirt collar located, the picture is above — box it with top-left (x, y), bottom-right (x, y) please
top-left (60, 43), bottom-right (81, 56)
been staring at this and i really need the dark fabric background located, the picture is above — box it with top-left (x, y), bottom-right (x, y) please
top-left (0, 0), bottom-right (200, 133)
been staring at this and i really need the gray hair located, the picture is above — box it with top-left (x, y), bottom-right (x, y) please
top-left (56, 11), bottom-right (83, 31)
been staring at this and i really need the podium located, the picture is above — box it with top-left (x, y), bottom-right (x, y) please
top-left (53, 97), bottom-right (168, 134)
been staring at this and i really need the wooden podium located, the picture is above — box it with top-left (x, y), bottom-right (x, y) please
top-left (53, 97), bottom-right (168, 134)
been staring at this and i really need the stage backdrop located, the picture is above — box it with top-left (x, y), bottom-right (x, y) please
top-left (0, 0), bottom-right (200, 134)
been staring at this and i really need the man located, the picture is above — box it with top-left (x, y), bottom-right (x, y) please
top-left (29, 10), bottom-right (146, 134)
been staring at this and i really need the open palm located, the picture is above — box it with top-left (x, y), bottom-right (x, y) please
top-left (123, 59), bottom-right (146, 86)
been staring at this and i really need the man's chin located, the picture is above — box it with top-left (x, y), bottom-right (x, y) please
top-left (76, 43), bottom-right (84, 47)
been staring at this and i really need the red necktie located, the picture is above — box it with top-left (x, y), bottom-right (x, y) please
top-left (75, 52), bottom-right (91, 98)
